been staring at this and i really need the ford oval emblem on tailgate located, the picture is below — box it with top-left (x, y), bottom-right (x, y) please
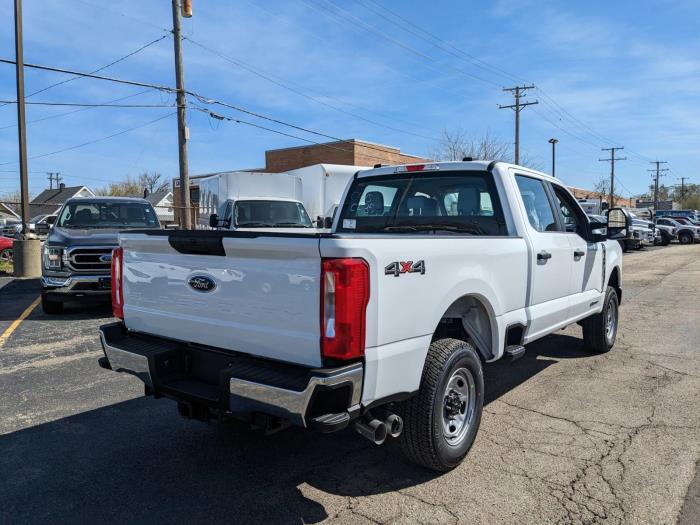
top-left (188, 275), bottom-right (216, 292)
top-left (99, 254), bottom-right (112, 263)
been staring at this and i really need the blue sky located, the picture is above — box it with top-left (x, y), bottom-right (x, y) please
top-left (0, 0), bottom-right (698, 198)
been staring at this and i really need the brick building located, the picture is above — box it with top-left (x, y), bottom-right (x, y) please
top-left (568, 186), bottom-right (633, 208)
top-left (264, 139), bottom-right (429, 172)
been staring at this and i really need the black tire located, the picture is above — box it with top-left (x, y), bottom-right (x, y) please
top-left (581, 286), bottom-right (618, 353)
top-left (678, 231), bottom-right (693, 245)
top-left (41, 293), bottom-right (63, 314)
top-left (396, 338), bottom-right (484, 471)
top-left (0, 247), bottom-right (12, 262)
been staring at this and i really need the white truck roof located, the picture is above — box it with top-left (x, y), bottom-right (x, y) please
top-left (288, 164), bottom-right (365, 220)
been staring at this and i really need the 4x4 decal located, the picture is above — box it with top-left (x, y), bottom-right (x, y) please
top-left (385, 260), bottom-right (426, 277)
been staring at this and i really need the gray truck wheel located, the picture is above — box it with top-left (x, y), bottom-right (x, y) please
top-left (678, 231), bottom-right (693, 245)
top-left (41, 294), bottom-right (63, 315)
top-left (397, 338), bottom-right (483, 471)
top-left (582, 286), bottom-right (618, 353)
top-left (0, 248), bottom-right (12, 262)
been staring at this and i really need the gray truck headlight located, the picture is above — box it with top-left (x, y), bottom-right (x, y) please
top-left (43, 246), bottom-right (63, 269)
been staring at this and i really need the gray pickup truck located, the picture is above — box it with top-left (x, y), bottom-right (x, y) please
top-left (40, 196), bottom-right (161, 314)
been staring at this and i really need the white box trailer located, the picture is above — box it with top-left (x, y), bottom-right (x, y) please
top-left (197, 171), bottom-right (312, 229)
top-left (288, 164), bottom-right (365, 225)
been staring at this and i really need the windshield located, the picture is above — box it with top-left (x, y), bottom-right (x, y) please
top-left (234, 200), bottom-right (312, 228)
top-left (336, 170), bottom-right (507, 235)
top-left (56, 201), bottom-right (160, 229)
top-left (29, 215), bottom-right (46, 223)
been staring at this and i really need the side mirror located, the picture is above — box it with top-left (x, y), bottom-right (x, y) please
top-left (35, 223), bottom-right (51, 235)
top-left (45, 215), bottom-right (56, 225)
top-left (209, 213), bottom-right (219, 228)
top-left (323, 216), bottom-right (333, 229)
top-left (606, 208), bottom-right (629, 240)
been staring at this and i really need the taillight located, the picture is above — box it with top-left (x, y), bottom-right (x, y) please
top-left (321, 258), bottom-right (369, 360)
top-left (111, 247), bottom-right (124, 319)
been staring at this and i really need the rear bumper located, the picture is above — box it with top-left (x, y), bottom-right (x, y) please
top-left (98, 322), bottom-right (363, 430)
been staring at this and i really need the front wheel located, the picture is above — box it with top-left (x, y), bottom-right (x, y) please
top-left (396, 338), bottom-right (484, 471)
top-left (678, 231), bottom-right (693, 245)
top-left (0, 248), bottom-right (12, 262)
top-left (581, 286), bottom-right (619, 353)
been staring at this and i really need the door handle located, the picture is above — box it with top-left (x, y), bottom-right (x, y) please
top-left (574, 249), bottom-right (585, 259)
top-left (537, 251), bottom-right (552, 261)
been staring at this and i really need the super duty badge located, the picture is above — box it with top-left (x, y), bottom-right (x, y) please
top-left (385, 260), bottom-right (425, 277)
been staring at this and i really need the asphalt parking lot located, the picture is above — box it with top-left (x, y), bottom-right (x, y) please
top-left (1, 245), bottom-right (698, 524)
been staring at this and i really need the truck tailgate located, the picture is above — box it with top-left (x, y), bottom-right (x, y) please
top-left (119, 231), bottom-right (323, 367)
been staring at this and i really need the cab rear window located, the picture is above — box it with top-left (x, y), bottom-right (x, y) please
top-left (337, 171), bottom-right (507, 236)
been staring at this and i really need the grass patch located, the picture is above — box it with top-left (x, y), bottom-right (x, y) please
top-left (0, 260), bottom-right (13, 276)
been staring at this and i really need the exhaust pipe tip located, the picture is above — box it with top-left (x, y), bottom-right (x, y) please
top-left (384, 414), bottom-right (403, 438)
top-left (373, 409), bottom-right (404, 438)
top-left (354, 418), bottom-right (388, 445)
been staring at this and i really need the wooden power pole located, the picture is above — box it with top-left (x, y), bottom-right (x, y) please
top-left (172, 0), bottom-right (191, 229)
top-left (599, 147), bottom-right (626, 209)
top-left (499, 85), bottom-right (538, 165)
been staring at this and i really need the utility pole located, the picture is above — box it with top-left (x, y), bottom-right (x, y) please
top-left (499, 85), bottom-right (538, 165)
top-left (548, 138), bottom-right (558, 178)
top-left (598, 147), bottom-right (626, 209)
top-left (46, 172), bottom-right (61, 189)
top-left (14, 0), bottom-right (29, 236)
top-left (647, 161), bottom-right (668, 213)
top-left (172, 0), bottom-right (191, 229)
top-left (678, 176), bottom-right (688, 203)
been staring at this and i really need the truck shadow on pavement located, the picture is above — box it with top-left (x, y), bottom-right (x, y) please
top-left (0, 333), bottom-right (592, 524)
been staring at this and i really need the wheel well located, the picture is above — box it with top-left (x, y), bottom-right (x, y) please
top-left (433, 295), bottom-right (494, 361)
top-left (608, 266), bottom-right (622, 304)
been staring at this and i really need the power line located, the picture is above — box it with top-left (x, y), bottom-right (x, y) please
top-left (1, 57), bottom-right (432, 160)
top-left (0, 34), bottom-right (170, 108)
top-left (356, 0), bottom-right (525, 85)
top-left (0, 112), bottom-right (175, 166)
top-left (0, 89), bottom-right (160, 130)
top-left (0, 100), bottom-right (175, 108)
top-left (647, 160), bottom-right (669, 213)
top-left (183, 36), bottom-right (441, 142)
top-left (300, 0), bottom-right (502, 88)
top-left (191, 106), bottom-right (416, 165)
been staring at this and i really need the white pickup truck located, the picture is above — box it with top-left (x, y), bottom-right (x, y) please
top-left (99, 161), bottom-right (625, 471)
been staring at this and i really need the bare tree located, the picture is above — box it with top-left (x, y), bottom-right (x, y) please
top-left (431, 129), bottom-right (543, 170)
top-left (96, 172), bottom-right (169, 197)
top-left (140, 172), bottom-right (168, 193)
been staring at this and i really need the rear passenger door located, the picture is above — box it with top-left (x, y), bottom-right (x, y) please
top-left (514, 175), bottom-right (572, 337)
top-left (550, 184), bottom-right (605, 320)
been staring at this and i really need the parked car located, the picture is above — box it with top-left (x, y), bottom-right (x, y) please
top-left (98, 160), bottom-right (625, 471)
top-left (40, 197), bottom-right (161, 314)
top-left (0, 236), bottom-right (13, 262)
top-left (1, 220), bottom-right (21, 238)
top-left (655, 217), bottom-right (699, 245)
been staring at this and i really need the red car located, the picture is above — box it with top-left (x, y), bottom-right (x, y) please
top-left (0, 236), bottom-right (13, 262)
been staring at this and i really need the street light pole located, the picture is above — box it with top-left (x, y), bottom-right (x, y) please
top-left (13, 0), bottom-right (29, 236)
top-left (548, 138), bottom-right (558, 178)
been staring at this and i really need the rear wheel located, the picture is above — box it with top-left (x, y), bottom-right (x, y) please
top-left (397, 338), bottom-right (483, 471)
top-left (0, 248), bottom-right (12, 262)
top-left (678, 231), bottom-right (693, 245)
top-left (582, 286), bottom-right (618, 353)
top-left (41, 293), bottom-right (63, 315)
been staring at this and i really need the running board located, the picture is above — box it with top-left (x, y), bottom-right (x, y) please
top-left (504, 344), bottom-right (526, 361)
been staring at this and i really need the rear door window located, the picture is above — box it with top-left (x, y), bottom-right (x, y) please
top-left (337, 170), bottom-right (508, 235)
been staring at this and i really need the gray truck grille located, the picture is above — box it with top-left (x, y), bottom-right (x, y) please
top-left (66, 247), bottom-right (113, 272)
